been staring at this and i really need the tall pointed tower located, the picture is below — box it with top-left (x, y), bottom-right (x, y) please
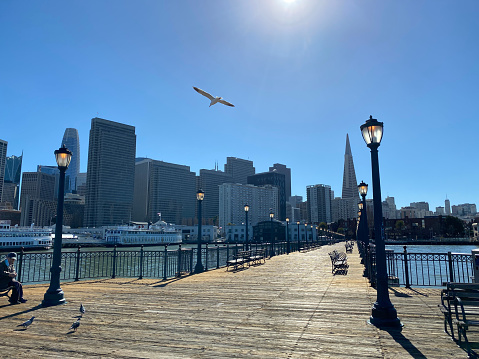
top-left (62, 128), bottom-right (80, 194)
top-left (341, 134), bottom-right (360, 219)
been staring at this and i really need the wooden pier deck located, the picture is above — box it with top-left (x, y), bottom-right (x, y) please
top-left (0, 243), bottom-right (471, 358)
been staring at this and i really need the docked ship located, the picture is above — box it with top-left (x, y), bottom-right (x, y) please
top-left (104, 221), bottom-right (182, 246)
top-left (0, 220), bottom-right (53, 250)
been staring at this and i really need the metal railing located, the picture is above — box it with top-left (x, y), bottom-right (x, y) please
top-left (4, 238), bottom-right (337, 285)
top-left (358, 242), bottom-right (474, 287)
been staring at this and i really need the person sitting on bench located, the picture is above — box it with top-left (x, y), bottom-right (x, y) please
top-left (0, 252), bottom-right (27, 305)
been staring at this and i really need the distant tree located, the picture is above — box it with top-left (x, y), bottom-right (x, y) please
top-left (395, 220), bottom-right (405, 231)
top-left (445, 216), bottom-right (465, 237)
top-left (319, 222), bottom-right (327, 230)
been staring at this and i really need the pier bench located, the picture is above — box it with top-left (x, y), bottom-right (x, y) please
top-left (249, 249), bottom-right (266, 266)
top-left (440, 282), bottom-right (479, 355)
top-left (329, 250), bottom-right (348, 274)
top-left (0, 286), bottom-right (13, 301)
top-left (226, 250), bottom-right (251, 271)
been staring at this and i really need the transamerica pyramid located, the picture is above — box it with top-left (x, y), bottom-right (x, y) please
top-left (342, 134), bottom-right (360, 218)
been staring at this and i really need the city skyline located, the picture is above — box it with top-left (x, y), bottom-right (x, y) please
top-left (1, 1), bottom-right (478, 210)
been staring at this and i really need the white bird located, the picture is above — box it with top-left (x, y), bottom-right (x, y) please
top-left (19, 316), bottom-right (35, 329)
top-left (70, 318), bottom-right (81, 332)
top-left (80, 303), bottom-right (85, 316)
top-left (193, 87), bottom-right (235, 107)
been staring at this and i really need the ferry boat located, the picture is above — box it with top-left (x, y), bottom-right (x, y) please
top-left (0, 220), bottom-right (53, 250)
top-left (104, 221), bottom-right (182, 246)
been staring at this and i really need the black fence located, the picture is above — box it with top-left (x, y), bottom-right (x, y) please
top-left (4, 238), bottom-right (337, 285)
top-left (358, 241), bottom-right (474, 287)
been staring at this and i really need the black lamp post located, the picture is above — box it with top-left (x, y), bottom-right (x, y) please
top-left (286, 218), bottom-right (290, 254)
top-left (194, 189), bottom-right (205, 274)
top-left (42, 145), bottom-right (72, 307)
top-left (244, 204), bottom-right (249, 251)
top-left (304, 223), bottom-right (308, 249)
top-left (358, 181), bottom-right (369, 249)
top-left (361, 115), bottom-right (401, 327)
top-left (269, 209), bottom-right (275, 257)
top-left (296, 221), bottom-right (300, 251)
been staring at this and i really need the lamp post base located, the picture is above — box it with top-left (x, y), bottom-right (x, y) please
top-left (42, 289), bottom-right (67, 307)
top-left (368, 301), bottom-right (402, 327)
top-left (194, 263), bottom-right (204, 274)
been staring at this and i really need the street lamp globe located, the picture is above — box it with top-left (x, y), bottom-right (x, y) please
top-left (360, 115), bottom-right (384, 146)
top-left (358, 181), bottom-right (368, 197)
top-left (358, 202), bottom-right (364, 210)
top-left (197, 189), bottom-right (205, 201)
top-left (269, 210), bottom-right (274, 219)
top-left (244, 204), bottom-right (249, 212)
top-left (55, 145), bottom-right (72, 169)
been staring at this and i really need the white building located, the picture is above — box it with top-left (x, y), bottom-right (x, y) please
top-left (219, 183), bottom-right (279, 232)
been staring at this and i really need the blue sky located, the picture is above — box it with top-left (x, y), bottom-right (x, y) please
top-left (1, 0), bottom-right (478, 211)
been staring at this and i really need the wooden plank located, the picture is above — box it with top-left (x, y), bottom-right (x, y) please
top-left (0, 243), bottom-right (468, 358)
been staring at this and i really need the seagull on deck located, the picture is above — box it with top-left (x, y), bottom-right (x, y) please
top-left (19, 316), bottom-right (35, 329)
top-left (70, 318), bottom-right (81, 332)
top-left (193, 87), bottom-right (235, 107)
top-left (80, 303), bottom-right (85, 317)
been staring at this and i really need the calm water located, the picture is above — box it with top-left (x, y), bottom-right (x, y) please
top-left (386, 244), bottom-right (479, 254)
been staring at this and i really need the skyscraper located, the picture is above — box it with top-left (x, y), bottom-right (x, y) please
top-left (247, 171), bottom-right (286, 220)
top-left (445, 198), bottom-right (451, 215)
top-left (2, 154), bottom-right (22, 209)
top-left (269, 163), bottom-right (291, 199)
top-left (307, 184), bottom-right (332, 223)
top-left (341, 134), bottom-right (360, 219)
top-left (224, 157), bottom-right (255, 184)
top-left (19, 171), bottom-right (56, 226)
top-left (84, 118), bottom-right (136, 227)
top-left (198, 169), bottom-right (234, 224)
top-left (133, 158), bottom-right (196, 225)
top-left (0, 139), bottom-right (7, 203)
top-left (61, 128), bottom-right (80, 194)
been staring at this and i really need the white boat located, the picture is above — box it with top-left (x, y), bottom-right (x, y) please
top-left (104, 221), bottom-right (182, 246)
top-left (0, 220), bottom-right (53, 250)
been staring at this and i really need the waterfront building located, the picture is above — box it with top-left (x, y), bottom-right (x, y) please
top-left (411, 201), bottom-right (430, 212)
top-left (223, 223), bottom-right (252, 242)
top-left (61, 128), bottom-right (80, 194)
top-left (445, 199), bottom-right (451, 215)
top-left (269, 163), bottom-right (291, 199)
top-left (3, 154), bottom-right (22, 209)
top-left (198, 169), bottom-right (234, 225)
top-left (473, 222), bottom-right (478, 242)
top-left (84, 118), bottom-right (136, 227)
top-left (383, 197), bottom-right (397, 219)
top-left (133, 158), bottom-right (196, 225)
top-left (19, 171), bottom-right (56, 226)
top-left (436, 206), bottom-right (445, 215)
top-left (0, 139), bottom-right (7, 204)
top-left (452, 203), bottom-right (477, 217)
top-left (331, 197), bottom-right (351, 223)
top-left (224, 157), bottom-right (255, 185)
top-left (247, 171), bottom-right (286, 220)
top-left (307, 184), bottom-right (332, 224)
top-left (341, 134), bottom-right (360, 220)
top-left (218, 183), bottom-right (279, 232)
top-left (75, 172), bottom-right (87, 196)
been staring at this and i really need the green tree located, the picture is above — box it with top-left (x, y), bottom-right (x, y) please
top-left (444, 216), bottom-right (465, 237)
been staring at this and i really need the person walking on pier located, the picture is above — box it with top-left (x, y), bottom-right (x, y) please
top-left (0, 252), bottom-right (27, 304)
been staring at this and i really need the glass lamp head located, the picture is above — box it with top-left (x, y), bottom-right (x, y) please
top-left (244, 204), bottom-right (249, 212)
top-left (196, 189), bottom-right (205, 201)
top-left (358, 181), bottom-right (368, 196)
top-left (360, 115), bottom-right (383, 145)
top-left (55, 145), bottom-right (72, 169)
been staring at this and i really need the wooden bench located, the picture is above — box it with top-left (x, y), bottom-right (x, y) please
top-left (226, 250), bottom-right (251, 271)
top-left (440, 282), bottom-right (479, 355)
top-left (248, 249), bottom-right (266, 266)
top-left (0, 286), bottom-right (13, 301)
top-left (328, 250), bottom-right (348, 274)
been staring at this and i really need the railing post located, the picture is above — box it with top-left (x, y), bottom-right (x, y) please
top-left (216, 244), bottom-right (220, 269)
top-left (75, 246), bottom-right (81, 282)
top-left (163, 245), bottom-right (168, 281)
top-left (177, 244), bottom-right (182, 277)
top-left (189, 246), bottom-right (194, 275)
top-left (448, 251), bottom-right (454, 283)
top-left (18, 247), bottom-right (24, 283)
top-left (112, 245), bottom-right (117, 279)
top-left (226, 243), bottom-right (230, 262)
top-left (403, 245), bottom-right (410, 289)
top-left (139, 245), bottom-right (144, 279)
top-left (205, 243), bottom-right (209, 271)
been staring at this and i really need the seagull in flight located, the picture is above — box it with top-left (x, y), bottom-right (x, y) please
top-left (193, 87), bottom-right (235, 107)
